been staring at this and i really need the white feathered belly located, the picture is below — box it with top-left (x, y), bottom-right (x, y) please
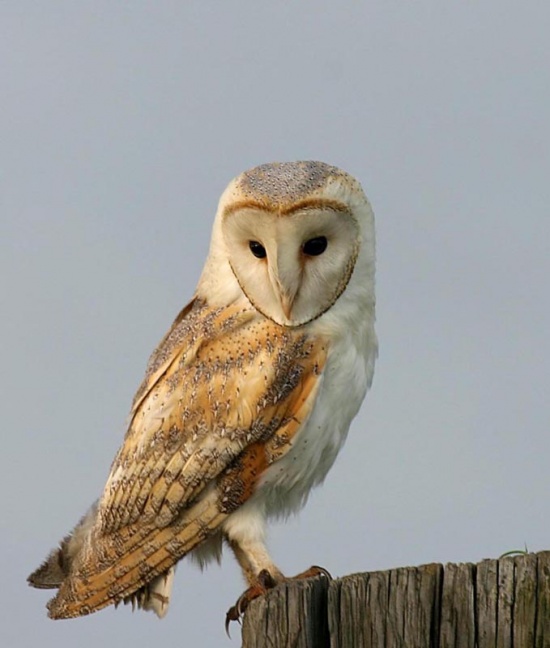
top-left (253, 335), bottom-right (373, 518)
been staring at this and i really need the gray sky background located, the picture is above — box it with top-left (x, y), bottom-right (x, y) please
top-left (2, 2), bottom-right (549, 647)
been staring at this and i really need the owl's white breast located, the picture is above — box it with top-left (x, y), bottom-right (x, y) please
top-left (253, 310), bottom-right (377, 519)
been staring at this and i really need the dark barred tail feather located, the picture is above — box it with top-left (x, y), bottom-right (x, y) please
top-left (27, 502), bottom-right (99, 590)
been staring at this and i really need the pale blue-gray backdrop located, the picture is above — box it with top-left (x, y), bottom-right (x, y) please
top-left (2, 2), bottom-right (549, 647)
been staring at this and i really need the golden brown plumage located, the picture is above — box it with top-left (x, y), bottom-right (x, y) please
top-left (39, 299), bottom-right (327, 618)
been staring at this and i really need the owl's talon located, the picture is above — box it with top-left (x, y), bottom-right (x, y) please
top-left (225, 569), bottom-right (277, 634)
top-left (287, 564), bottom-right (332, 582)
top-left (224, 608), bottom-right (240, 638)
top-left (238, 591), bottom-right (247, 615)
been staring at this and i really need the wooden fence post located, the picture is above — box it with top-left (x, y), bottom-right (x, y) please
top-left (241, 551), bottom-right (550, 648)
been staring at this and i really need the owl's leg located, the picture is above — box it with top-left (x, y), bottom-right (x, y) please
top-left (222, 505), bottom-right (284, 584)
top-left (222, 508), bottom-right (285, 632)
top-left (228, 537), bottom-right (284, 585)
top-left (225, 536), bottom-right (284, 632)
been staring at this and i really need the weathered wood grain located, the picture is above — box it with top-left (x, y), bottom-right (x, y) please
top-left (514, 554), bottom-right (536, 646)
top-left (439, 561), bottom-right (476, 648)
top-left (240, 576), bottom-right (330, 648)
top-left (535, 552), bottom-right (550, 647)
top-left (241, 551), bottom-right (550, 648)
top-left (497, 556), bottom-right (515, 648)
top-left (476, 559), bottom-right (498, 648)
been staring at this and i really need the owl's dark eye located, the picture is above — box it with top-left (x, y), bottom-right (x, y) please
top-left (302, 236), bottom-right (328, 256)
top-left (249, 240), bottom-right (267, 259)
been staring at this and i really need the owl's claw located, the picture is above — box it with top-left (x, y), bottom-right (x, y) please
top-left (290, 564), bottom-right (332, 581)
top-left (225, 569), bottom-right (276, 636)
top-left (224, 566), bottom-right (332, 636)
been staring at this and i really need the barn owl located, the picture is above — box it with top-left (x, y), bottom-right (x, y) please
top-left (28, 161), bottom-right (377, 625)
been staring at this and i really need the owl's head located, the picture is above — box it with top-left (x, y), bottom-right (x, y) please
top-left (199, 161), bottom-right (375, 328)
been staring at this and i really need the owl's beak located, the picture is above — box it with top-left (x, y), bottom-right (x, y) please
top-left (268, 249), bottom-right (301, 322)
top-left (271, 274), bottom-right (297, 320)
top-left (280, 294), bottom-right (295, 320)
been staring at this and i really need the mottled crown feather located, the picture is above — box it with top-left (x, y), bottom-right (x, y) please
top-left (238, 161), bottom-right (344, 202)
top-left (220, 161), bottom-right (362, 214)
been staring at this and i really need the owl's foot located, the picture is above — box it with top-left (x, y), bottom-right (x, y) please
top-left (225, 569), bottom-right (277, 635)
top-left (288, 565), bottom-right (332, 581)
top-left (224, 566), bottom-right (331, 634)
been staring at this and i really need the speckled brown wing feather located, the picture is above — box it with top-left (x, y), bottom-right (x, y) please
top-left (46, 299), bottom-right (328, 619)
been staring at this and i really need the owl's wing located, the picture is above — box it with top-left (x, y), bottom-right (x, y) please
top-left (46, 299), bottom-right (328, 619)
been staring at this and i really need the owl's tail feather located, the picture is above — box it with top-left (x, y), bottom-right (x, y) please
top-left (46, 492), bottom-right (225, 619)
top-left (27, 501), bottom-right (99, 590)
top-left (28, 539), bottom-right (71, 590)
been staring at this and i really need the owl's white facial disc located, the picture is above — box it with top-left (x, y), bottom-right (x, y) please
top-left (197, 162), bottom-right (375, 327)
top-left (222, 207), bottom-right (360, 327)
